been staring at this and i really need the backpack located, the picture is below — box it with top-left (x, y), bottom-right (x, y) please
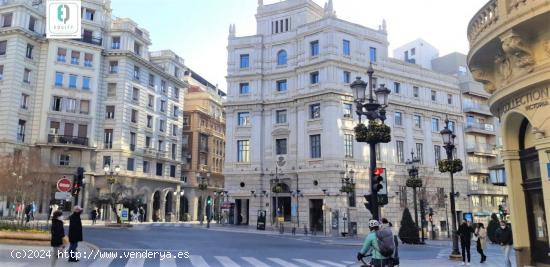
top-left (376, 228), bottom-right (395, 258)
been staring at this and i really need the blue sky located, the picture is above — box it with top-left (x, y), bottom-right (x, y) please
top-left (111, 0), bottom-right (486, 91)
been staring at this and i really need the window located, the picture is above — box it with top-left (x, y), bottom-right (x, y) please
top-left (391, 82), bottom-right (400, 94)
top-left (148, 74), bottom-right (155, 87)
top-left (82, 77), bottom-right (91, 90)
top-left (276, 80), bottom-right (287, 92)
top-left (432, 118), bottom-right (439, 132)
top-left (145, 136), bottom-right (151, 148)
top-left (277, 50), bottom-right (287, 65)
top-left (413, 86), bottom-right (419, 97)
top-left (434, 145), bottom-right (441, 164)
top-left (109, 61), bottom-right (118, 73)
top-left (66, 98), bottom-right (76, 113)
top-left (56, 48), bottom-right (66, 62)
top-left (431, 90), bottom-right (437, 101)
top-left (396, 140), bottom-right (404, 163)
top-left (344, 134), bottom-right (353, 158)
top-left (20, 94), bottom-right (29, 109)
top-left (134, 42), bottom-right (141, 56)
top-left (132, 87), bottom-right (139, 101)
top-left (0, 65), bottom-right (3, 80)
top-left (173, 106), bottom-right (179, 118)
top-left (111, 36), bottom-right (120, 49)
top-left (71, 51), bottom-right (80, 65)
top-left (240, 54), bottom-right (249, 68)
top-left (238, 112), bottom-right (250, 126)
top-left (23, 68), bottom-right (31, 83)
top-left (161, 80), bottom-right (166, 93)
top-left (127, 158), bottom-right (135, 171)
top-left (84, 8), bottom-right (95, 21)
top-left (414, 115), bottom-right (422, 128)
top-left (104, 129), bottom-right (113, 149)
top-left (310, 134), bottom-right (321, 158)
top-left (26, 44), bottom-right (33, 59)
top-left (80, 100), bottom-right (89, 114)
top-left (416, 143), bottom-right (424, 164)
top-left (276, 110), bottom-right (287, 124)
top-left (448, 121), bottom-right (455, 132)
top-left (183, 116), bottom-right (189, 126)
top-left (52, 97), bottom-right (62, 111)
top-left (130, 132), bottom-right (136, 151)
top-left (107, 83), bottom-right (116, 96)
top-left (160, 100), bottom-right (166, 112)
top-left (239, 83), bottom-right (250, 94)
top-left (156, 163), bottom-right (163, 176)
top-left (59, 154), bottom-right (70, 166)
top-left (276, 138), bottom-right (287, 155)
top-left (172, 124), bottom-right (178, 136)
top-left (28, 16), bottom-right (36, 31)
top-left (84, 53), bottom-right (93, 67)
top-left (143, 161), bottom-right (150, 173)
top-left (237, 140), bottom-right (250, 162)
top-left (447, 94), bottom-right (453, 105)
top-left (174, 87), bottom-right (180, 99)
top-left (159, 120), bottom-right (166, 132)
top-left (343, 40), bottom-right (350, 56)
top-left (174, 67), bottom-right (180, 78)
top-left (0, 40), bottom-right (6, 55)
top-left (411, 48), bottom-right (416, 56)
top-left (343, 103), bottom-right (352, 118)
top-left (309, 103), bottom-right (320, 119)
top-left (146, 115), bottom-right (153, 128)
top-left (310, 40), bottom-right (319, 56)
top-left (158, 140), bottom-right (164, 151)
top-left (2, 13), bottom-right (12, 27)
top-left (394, 112), bottom-right (402, 126)
top-left (133, 66), bottom-right (140, 80)
top-left (55, 72), bottom-right (63, 87)
top-left (338, 71), bottom-right (350, 84)
top-left (69, 75), bottom-right (77, 88)
top-left (106, 106), bottom-right (115, 119)
top-left (131, 109), bottom-right (138, 123)
top-left (369, 47), bottom-right (377, 62)
top-left (102, 156), bottom-right (111, 167)
top-left (310, 71), bottom-right (319, 84)
top-left (169, 165), bottom-right (176, 177)
top-left (148, 95), bottom-right (154, 108)
top-left (17, 120), bottom-right (25, 142)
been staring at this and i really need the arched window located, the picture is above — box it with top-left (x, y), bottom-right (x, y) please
top-left (277, 50), bottom-right (287, 65)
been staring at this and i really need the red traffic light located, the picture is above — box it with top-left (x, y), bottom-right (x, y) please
top-left (374, 168), bottom-right (385, 175)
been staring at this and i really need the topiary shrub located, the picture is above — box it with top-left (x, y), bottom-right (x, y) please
top-left (398, 208), bottom-right (420, 244)
top-left (354, 121), bottom-right (391, 144)
top-left (438, 159), bottom-right (463, 173)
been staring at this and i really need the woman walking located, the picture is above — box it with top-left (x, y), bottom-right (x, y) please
top-left (50, 210), bottom-right (65, 266)
top-left (475, 223), bottom-right (487, 263)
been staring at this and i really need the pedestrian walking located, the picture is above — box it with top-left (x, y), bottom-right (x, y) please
top-left (457, 221), bottom-right (475, 265)
top-left (67, 206), bottom-right (83, 262)
top-left (24, 204), bottom-right (32, 223)
top-left (139, 207), bottom-right (145, 222)
top-left (381, 218), bottom-right (399, 266)
top-left (474, 223), bottom-right (487, 263)
top-left (50, 210), bottom-right (65, 266)
top-left (496, 221), bottom-right (513, 267)
top-left (90, 209), bottom-right (97, 225)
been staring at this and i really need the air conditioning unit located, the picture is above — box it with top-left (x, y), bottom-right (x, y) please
top-left (49, 128), bottom-right (58, 135)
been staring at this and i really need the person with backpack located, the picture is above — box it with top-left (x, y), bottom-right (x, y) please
top-left (357, 220), bottom-right (394, 267)
top-left (381, 218), bottom-right (399, 266)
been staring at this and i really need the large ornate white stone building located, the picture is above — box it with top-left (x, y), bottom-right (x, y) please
top-left (224, 0), bottom-right (470, 236)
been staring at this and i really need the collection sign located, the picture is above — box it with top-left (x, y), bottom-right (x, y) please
top-left (496, 86), bottom-right (549, 118)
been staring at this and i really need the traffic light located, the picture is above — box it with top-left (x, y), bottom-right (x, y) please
top-left (372, 168), bottom-right (385, 193)
top-left (364, 194), bottom-right (376, 216)
top-left (207, 198), bottom-right (212, 205)
top-left (71, 175), bottom-right (81, 197)
top-left (498, 205), bottom-right (504, 217)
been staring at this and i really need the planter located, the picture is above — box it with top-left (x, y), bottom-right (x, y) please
top-left (438, 159), bottom-right (463, 173)
top-left (0, 230), bottom-right (49, 246)
top-left (354, 121), bottom-right (391, 144)
top-left (339, 185), bottom-right (354, 193)
top-left (406, 178), bottom-right (423, 188)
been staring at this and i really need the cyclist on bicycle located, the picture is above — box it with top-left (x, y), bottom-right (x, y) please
top-left (357, 220), bottom-right (393, 267)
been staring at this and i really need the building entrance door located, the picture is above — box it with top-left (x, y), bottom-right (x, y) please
top-left (235, 199), bottom-right (249, 225)
top-left (309, 199), bottom-right (323, 232)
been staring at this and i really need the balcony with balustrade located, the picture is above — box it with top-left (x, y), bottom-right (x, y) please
top-left (468, 164), bottom-right (491, 174)
top-left (466, 143), bottom-right (497, 157)
top-left (465, 122), bottom-right (496, 135)
top-left (47, 134), bottom-right (89, 147)
top-left (463, 102), bottom-right (492, 116)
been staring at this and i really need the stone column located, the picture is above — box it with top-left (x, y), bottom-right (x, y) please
top-left (147, 195), bottom-right (153, 222)
top-left (175, 185), bottom-right (181, 222)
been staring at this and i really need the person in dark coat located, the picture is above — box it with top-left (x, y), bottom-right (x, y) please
top-left (68, 206), bottom-right (83, 262)
top-left (496, 221), bottom-right (513, 267)
top-left (457, 221), bottom-right (475, 265)
top-left (90, 209), bottom-right (97, 225)
top-left (50, 210), bottom-right (65, 265)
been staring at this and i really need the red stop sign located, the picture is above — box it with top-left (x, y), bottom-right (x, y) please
top-left (57, 177), bottom-right (72, 192)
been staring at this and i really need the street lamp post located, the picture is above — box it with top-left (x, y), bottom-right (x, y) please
top-left (103, 164), bottom-right (120, 223)
top-left (405, 151), bottom-right (422, 243)
top-left (350, 64), bottom-right (391, 221)
top-left (197, 172), bottom-right (210, 227)
top-left (339, 164), bottom-right (355, 237)
top-left (270, 165), bottom-right (283, 231)
top-left (440, 117), bottom-right (462, 259)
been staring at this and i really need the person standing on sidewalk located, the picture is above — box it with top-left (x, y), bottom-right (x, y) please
top-left (67, 206), bottom-right (83, 262)
top-left (496, 221), bottom-right (513, 267)
top-left (90, 209), bottom-right (97, 225)
top-left (474, 223), bottom-right (487, 263)
top-left (457, 221), bottom-right (474, 265)
top-left (50, 210), bottom-right (65, 266)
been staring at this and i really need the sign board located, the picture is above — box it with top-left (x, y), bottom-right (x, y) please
top-left (54, 191), bottom-right (71, 200)
top-left (57, 177), bottom-right (72, 192)
top-left (46, 0), bottom-right (82, 39)
top-left (256, 210), bottom-right (266, 230)
top-left (120, 208), bottom-right (129, 221)
top-left (277, 216), bottom-right (284, 222)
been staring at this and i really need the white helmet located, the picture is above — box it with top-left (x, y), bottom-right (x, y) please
top-left (369, 219), bottom-right (380, 228)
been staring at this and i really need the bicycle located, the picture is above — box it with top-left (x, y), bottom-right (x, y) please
top-left (358, 253), bottom-right (372, 267)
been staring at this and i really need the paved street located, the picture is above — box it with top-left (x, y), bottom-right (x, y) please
top-left (0, 223), bottom-right (516, 267)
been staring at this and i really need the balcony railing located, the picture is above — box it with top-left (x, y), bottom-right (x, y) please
top-left (468, 164), bottom-right (490, 174)
top-left (463, 102), bottom-right (491, 114)
top-left (48, 134), bottom-right (88, 146)
top-left (469, 183), bottom-right (507, 194)
top-left (466, 122), bottom-right (495, 132)
top-left (467, 0), bottom-right (499, 43)
top-left (466, 143), bottom-right (496, 155)
top-left (73, 35), bottom-right (102, 46)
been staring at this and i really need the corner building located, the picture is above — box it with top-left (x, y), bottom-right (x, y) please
top-left (225, 0), bottom-right (469, 235)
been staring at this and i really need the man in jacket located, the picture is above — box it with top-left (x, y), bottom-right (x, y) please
top-left (50, 210), bottom-right (65, 266)
top-left (496, 221), bottom-right (513, 267)
top-left (68, 206), bottom-right (83, 262)
top-left (457, 221), bottom-right (475, 265)
top-left (358, 220), bottom-right (392, 267)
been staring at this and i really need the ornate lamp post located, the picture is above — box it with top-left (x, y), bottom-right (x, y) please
top-left (197, 172), bottom-right (210, 226)
top-left (439, 117), bottom-right (463, 259)
top-left (339, 165), bottom-right (355, 236)
top-left (350, 64), bottom-right (391, 221)
top-left (405, 150), bottom-right (422, 240)
top-left (103, 164), bottom-right (120, 223)
top-left (270, 166), bottom-right (283, 230)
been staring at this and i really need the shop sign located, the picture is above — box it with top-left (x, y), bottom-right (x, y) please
top-left (496, 86), bottom-right (549, 118)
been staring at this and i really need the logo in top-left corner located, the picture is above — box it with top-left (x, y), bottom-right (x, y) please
top-left (46, 0), bottom-right (81, 39)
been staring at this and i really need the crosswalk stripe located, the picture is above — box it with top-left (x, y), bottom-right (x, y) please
top-left (125, 257), bottom-right (145, 267)
top-left (294, 258), bottom-right (327, 267)
top-left (318, 260), bottom-right (346, 267)
top-left (268, 257), bottom-right (300, 267)
top-left (341, 260), bottom-right (355, 265)
top-left (159, 257), bottom-right (177, 267)
top-left (190, 255), bottom-right (210, 267)
top-left (0, 263), bottom-right (26, 267)
top-left (242, 257), bottom-right (270, 267)
top-left (215, 256), bottom-right (240, 267)
top-left (88, 257), bottom-right (115, 267)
